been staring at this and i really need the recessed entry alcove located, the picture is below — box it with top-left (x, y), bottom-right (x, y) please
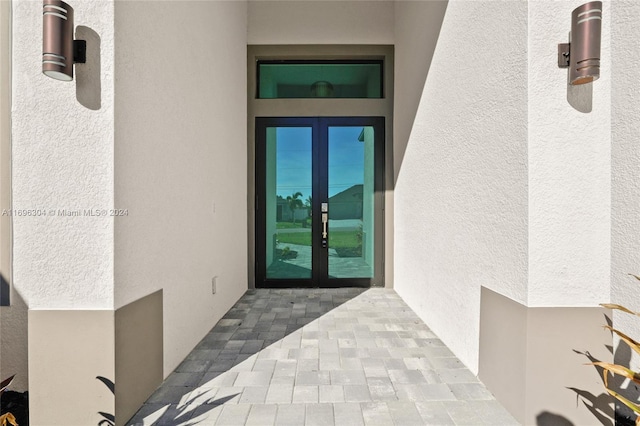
top-left (248, 45), bottom-right (395, 289)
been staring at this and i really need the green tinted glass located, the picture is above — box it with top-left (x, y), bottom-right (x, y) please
top-left (328, 126), bottom-right (375, 279)
top-left (265, 127), bottom-right (313, 279)
top-left (258, 61), bottom-right (382, 99)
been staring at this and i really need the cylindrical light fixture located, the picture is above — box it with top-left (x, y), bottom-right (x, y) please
top-left (570, 1), bottom-right (602, 85)
top-left (42, 0), bottom-right (75, 81)
top-left (310, 81), bottom-right (334, 98)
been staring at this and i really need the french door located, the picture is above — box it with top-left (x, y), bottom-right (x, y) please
top-left (256, 117), bottom-right (384, 288)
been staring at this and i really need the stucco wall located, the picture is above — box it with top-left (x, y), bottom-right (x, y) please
top-left (393, 0), bottom-right (447, 183)
top-left (8, 0), bottom-right (115, 391)
top-left (611, 2), bottom-right (640, 412)
top-left (114, 1), bottom-right (248, 375)
top-left (393, 0), bottom-right (529, 373)
top-left (248, 1), bottom-right (393, 45)
top-left (12, 0), bottom-right (115, 310)
top-left (0, 0), bottom-right (21, 391)
top-left (528, 0), bottom-right (611, 307)
top-left (611, 2), bottom-right (640, 317)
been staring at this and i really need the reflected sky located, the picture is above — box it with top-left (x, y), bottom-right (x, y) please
top-left (275, 126), bottom-right (366, 199)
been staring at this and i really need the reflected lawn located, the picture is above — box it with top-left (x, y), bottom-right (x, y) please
top-left (275, 221), bottom-right (305, 229)
top-left (277, 230), bottom-right (360, 248)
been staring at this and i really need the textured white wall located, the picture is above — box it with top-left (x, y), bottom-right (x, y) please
top-left (611, 0), bottom-right (640, 381)
top-left (114, 1), bottom-right (248, 375)
top-left (248, 0), bottom-right (393, 45)
top-left (394, 0), bottom-right (528, 373)
top-left (0, 0), bottom-right (24, 392)
top-left (12, 0), bottom-right (115, 309)
top-left (528, 0), bottom-right (611, 307)
top-left (393, 0), bottom-right (447, 182)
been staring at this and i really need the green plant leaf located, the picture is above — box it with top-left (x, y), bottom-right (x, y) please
top-left (590, 361), bottom-right (640, 385)
top-left (600, 304), bottom-right (640, 317)
top-left (604, 325), bottom-right (640, 357)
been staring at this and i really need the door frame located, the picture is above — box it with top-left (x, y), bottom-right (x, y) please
top-left (247, 45), bottom-right (395, 289)
top-left (255, 116), bottom-right (385, 288)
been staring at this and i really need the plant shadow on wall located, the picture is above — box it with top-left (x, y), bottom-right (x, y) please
top-left (568, 347), bottom-right (616, 426)
top-left (96, 376), bottom-right (114, 426)
top-left (535, 333), bottom-right (616, 426)
top-left (592, 274), bottom-right (640, 426)
top-left (536, 322), bottom-right (616, 426)
top-left (536, 275), bottom-right (640, 426)
top-left (535, 343), bottom-right (615, 426)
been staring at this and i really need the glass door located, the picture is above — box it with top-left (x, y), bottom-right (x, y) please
top-left (256, 117), bottom-right (384, 288)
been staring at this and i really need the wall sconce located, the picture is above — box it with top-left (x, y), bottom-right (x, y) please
top-left (558, 1), bottom-right (602, 85)
top-left (42, 0), bottom-right (86, 81)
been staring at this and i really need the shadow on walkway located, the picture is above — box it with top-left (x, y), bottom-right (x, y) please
top-left (128, 288), bottom-right (366, 425)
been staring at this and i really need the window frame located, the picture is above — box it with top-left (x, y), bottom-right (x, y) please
top-left (256, 59), bottom-right (384, 100)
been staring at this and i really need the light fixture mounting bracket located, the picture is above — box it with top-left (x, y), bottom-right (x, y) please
top-left (558, 43), bottom-right (570, 68)
top-left (73, 40), bottom-right (86, 64)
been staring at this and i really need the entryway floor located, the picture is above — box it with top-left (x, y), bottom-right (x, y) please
top-left (127, 288), bottom-right (518, 425)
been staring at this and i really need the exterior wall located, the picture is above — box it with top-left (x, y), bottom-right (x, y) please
top-left (114, 0), bottom-right (249, 377)
top-left (395, 0), bottom-right (614, 422)
top-left (29, 310), bottom-right (115, 426)
top-left (0, 0), bottom-right (8, 308)
top-left (11, 0), bottom-right (115, 399)
top-left (12, 0), bottom-right (115, 309)
top-left (479, 288), bottom-right (611, 425)
top-left (4, 0), bottom-right (633, 423)
top-left (11, 0), bottom-right (248, 419)
top-left (115, 291), bottom-right (163, 426)
top-left (0, 0), bottom-right (25, 392)
top-left (611, 1), bottom-right (640, 419)
top-left (394, 0), bottom-right (529, 373)
top-left (393, 0), bottom-right (447, 183)
top-left (248, 1), bottom-right (393, 45)
top-left (528, 0), bottom-right (611, 307)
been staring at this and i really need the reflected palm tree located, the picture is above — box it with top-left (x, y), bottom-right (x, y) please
top-left (305, 195), bottom-right (312, 215)
top-left (286, 191), bottom-right (303, 224)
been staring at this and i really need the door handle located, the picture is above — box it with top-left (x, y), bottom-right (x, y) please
top-left (321, 202), bottom-right (328, 248)
top-left (322, 213), bottom-right (328, 238)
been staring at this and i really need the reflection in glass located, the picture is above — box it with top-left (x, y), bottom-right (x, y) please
top-left (258, 61), bottom-right (382, 99)
top-left (328, 126), bottom-right (375, 278)
top-left (265, 127), bottom-right (313, 279)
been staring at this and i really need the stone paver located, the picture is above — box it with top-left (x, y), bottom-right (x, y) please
top-left (127, 289), bottom-right (518, 425)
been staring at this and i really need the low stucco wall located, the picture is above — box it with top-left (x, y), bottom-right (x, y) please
top-left (479, 287), bottom-right (612, 425)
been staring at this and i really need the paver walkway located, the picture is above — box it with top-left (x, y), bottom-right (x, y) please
top-left (128, 288), bottom-right (518, 425)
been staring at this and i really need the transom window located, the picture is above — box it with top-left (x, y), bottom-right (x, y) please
top-left (257, 60), bottom-right (383, 99)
